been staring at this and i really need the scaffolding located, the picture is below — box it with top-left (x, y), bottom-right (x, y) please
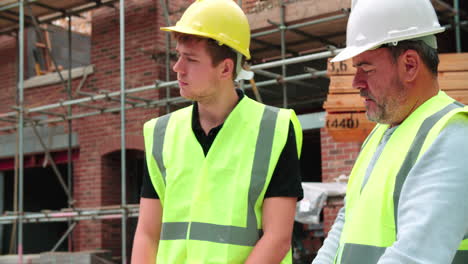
top-left (0, 0), bottom-right (466, 263)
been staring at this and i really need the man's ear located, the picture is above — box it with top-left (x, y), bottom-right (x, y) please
top-left (398, 49), bottom-right (420, 83)
top-left (219, 58), bottom-right (235, 80)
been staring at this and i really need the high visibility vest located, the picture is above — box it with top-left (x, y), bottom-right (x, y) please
top-left (334, 91), bottom-right (468, 264)
top-left (143, 96), bottom-right (302, 264)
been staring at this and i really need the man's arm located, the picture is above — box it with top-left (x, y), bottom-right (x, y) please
top-left (378, 115), bottom-right (468, 263)
top-left (312, 205), bottom-right (345, 264)
top-left (244, 119), bottom-right (302, 263)
top-left (245, 197), bottom-right (297, 264)
top-left (131, 198), bottom-right (162, 264)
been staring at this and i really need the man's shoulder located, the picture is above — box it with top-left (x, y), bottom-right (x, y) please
top-left (424, 111), bottom-right (468, 157)
top-left (441, 111), bottom-right (468, 135)
top-left (241, 95), bottom-right (295, 114)
top-left (143, 105), bottom-right (193, 128)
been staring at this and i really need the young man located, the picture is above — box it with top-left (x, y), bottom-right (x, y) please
top-left (131, 0), bottom-right (303, 263)
top-left (313, 0), bottom-right (468, 263)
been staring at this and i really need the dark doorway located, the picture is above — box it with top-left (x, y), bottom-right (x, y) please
top-left (101, 149), bottom-right (144, 259)
top-left (2, 164), bottom-right (69, 254)
top-left (300, 129), bottom-right (322, 182)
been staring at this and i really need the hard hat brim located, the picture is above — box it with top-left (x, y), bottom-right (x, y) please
top-left (330, 42), bottom-right (378, 62)
top-left (160, 25), bottom-right (211, 39)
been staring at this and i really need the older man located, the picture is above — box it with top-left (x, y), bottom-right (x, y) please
top-left (313, 0), bottom-right (468, 263)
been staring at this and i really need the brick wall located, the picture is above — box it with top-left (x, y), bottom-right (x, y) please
top-left (0, 35), bottom-right (17, 115)
top-left (320, 128), bottom-right (361, 183)
top-left (72, 0), bottom-right (166, 257)
top-left (320, 128), bottom-right (362, 234)
top-left (246, 0), bottom-right (350, 30)
top-left (323, 197), bottom-right (344, 234)
top-left (0, 0), bottom-right (172, 258)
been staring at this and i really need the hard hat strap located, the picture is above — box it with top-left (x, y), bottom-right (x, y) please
top-left (235, 52), bottom-right (254, 81)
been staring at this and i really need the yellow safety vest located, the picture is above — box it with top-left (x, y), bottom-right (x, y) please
top-left (143, 96), bottom-right (302, 264)
top-left (335, 91), bottom-right (468, 264)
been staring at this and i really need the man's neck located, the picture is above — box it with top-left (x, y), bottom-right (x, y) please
top-left (197, 87), bottom-right (239, 135)
top-left (390, 78), bottom-right (439, 127)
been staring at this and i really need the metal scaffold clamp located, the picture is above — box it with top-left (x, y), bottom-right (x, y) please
top-left (327, 45), bottom-right (339, 56)
top-left (304, 67), bottom-right (321, 79)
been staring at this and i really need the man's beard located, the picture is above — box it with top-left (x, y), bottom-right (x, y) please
top-left (361, 76), bottom-right (405, 124)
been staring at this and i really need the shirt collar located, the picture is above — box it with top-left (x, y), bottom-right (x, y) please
top-left (192, 89), bottom-right (245, 131)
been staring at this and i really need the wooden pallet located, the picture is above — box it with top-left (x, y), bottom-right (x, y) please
top-left (328, 72), bottom-right (468, 94)
top-left (324, 52), bottom-right (468, 142)
top-left (325, 112), bottom-right (374, 142)
top-left (326, 53), bottom-right (468, 76)
top-left (324, 90), bottom-right (468, 113)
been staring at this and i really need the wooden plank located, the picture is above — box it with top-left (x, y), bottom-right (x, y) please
top-left (326, 112), bottom-right (375, 142)
top-left (327, 53), bottom-right (468, 76)
top-left (438, 71), bottom-right (468, 91)
top-left (329, 71), bottom-right (468, 94)
top-left (0, 0), bottom-right (16, 6)
top-left (446, 90), bottom-right (468, 105)
top-left (328, 75), bottom-right (354, 94)
top-left (324, 89), bottom-right (468, 112)
top-left (0, 0), bottom-right (92, 13)
top-left (40, 0), bottom-right (93, 11)
top-left (323, 93), bottom-right (364, 112)
top-left (431, 0), bottom-right (457, 14)
top-left (0, 0), bottom-right (112, 33)
top-left (439, 53), bottom-right (468, 72)
top-left (324, 90), bottom-right (468, 142)
top-left (327, 58), bottom-right (355, 76)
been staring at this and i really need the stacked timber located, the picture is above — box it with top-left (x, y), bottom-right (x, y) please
top-left (39, 251), bottom-right (114, 264)
top-left (0, 251), bottom-right (115, 264)
top-left (0, 255), bottom-right (39, 264)
top-left (323, 53), bottom-right (468, 142)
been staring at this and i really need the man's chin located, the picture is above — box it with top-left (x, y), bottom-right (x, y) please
top-left (365, 111), bottom-right (379, 123)
top-left (179, 90), bottom-right (197, 101)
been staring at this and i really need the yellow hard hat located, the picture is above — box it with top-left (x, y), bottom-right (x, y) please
top-left (161, 0), bottom-right (251, 60)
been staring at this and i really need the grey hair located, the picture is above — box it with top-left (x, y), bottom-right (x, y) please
top-left (385, 40), bottom-right (440, 76)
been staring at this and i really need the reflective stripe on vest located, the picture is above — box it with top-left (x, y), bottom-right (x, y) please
top-left (152, 106), bottom-right (279, 246)
top-left (152, 114), bottom-right (170, 185)
top-left (340, 244), bottom-right (468, 264)
top-left (336, 91), bottom-right (468, 264)
top-left (392, 102), bottom-right (461, 233)
top-left (145, 96), bottom-right (299, 264)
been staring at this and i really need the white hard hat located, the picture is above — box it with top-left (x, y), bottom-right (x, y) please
top-left (331, 0), bottom-right (445, 62)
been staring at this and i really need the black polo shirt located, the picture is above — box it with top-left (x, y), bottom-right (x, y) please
top-left (141, 90), bottom-right (303, 200)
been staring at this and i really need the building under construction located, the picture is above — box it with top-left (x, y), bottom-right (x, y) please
top-left (0, 0), bottom-right (467, 263)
